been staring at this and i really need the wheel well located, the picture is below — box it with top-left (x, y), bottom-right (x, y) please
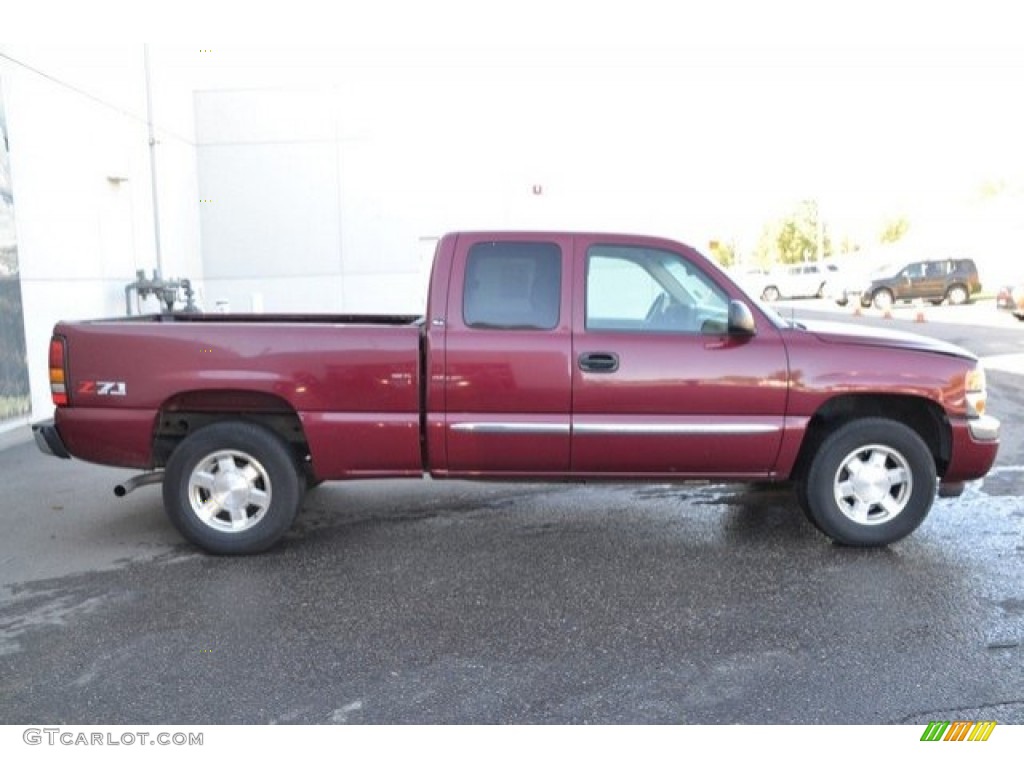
top-left (792, 395), bottom-right (951, 480)
top-left (152, 390), bottom-right (310, 470)
top-left (946, 282), bottom-right (968, 296)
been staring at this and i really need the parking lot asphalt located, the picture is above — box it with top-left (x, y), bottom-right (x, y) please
top-left (0, 303), bottom-right (1021, 725)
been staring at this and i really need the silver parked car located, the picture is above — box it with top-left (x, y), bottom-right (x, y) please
top-left (758, 262), bottom-right (839, 302)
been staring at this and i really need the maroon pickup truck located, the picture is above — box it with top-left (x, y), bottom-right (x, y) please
top-left (33, 231), bottom-right (1000, 554)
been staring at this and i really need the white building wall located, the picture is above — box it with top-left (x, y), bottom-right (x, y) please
top-left (192, 76), bottom-right (724, 316)
top-left (195, 88), bottom-right (346, 312)
top-left (0, 46), bottom-right (202, 429)
top-left (195, 86), bottom-right (439, 315)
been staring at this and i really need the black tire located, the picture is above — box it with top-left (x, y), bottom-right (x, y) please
top-left (802, 418), bottom-right (936, 546)
top-left (872, 288), bottom-right (894, 311)
top-left (946, 284), bottom-right (969, 305)
top-left (762, 286), bottom-right (780, 302)
top-left (793, 430), bottom-right (825, 532)
top-left (303, 470), bottom-right (324, 491)
top-left (794, 479), bottom-right (823, 533)
top-left (163, 421), bottom-right (303, 554)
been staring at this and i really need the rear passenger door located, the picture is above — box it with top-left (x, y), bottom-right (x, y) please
top-left (441, 234), bottom-right (573, 475)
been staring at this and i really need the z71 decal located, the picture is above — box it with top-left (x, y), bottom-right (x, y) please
top-left (77, 380), bottom-right (127, 396)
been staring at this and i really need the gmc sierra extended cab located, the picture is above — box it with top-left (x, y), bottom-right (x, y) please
top-left (33, 231), bottom-right (1000, 554)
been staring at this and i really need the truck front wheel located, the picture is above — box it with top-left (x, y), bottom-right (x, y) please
top-left (802, 418), bottom-right (936, 546)
top-left (163, 421), bottom-right (303, 554)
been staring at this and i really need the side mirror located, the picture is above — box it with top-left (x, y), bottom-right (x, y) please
top-left (728, 300), bottom-right (756, 336)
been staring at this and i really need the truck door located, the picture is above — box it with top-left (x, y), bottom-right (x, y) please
top-left (440, 234), bottom-right (573, 475)
top-left (570, 237), bottom-right (789, 477)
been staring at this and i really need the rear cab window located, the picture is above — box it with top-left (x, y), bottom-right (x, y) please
top-left (463, 242), bottom-right (562, 330)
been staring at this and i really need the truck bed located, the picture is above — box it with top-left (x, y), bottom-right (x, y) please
top-left (52, 315), bottom-right (426, 477)
top-left (99, 312), bottom-right (424, 326)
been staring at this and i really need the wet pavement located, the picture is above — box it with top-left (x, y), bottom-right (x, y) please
top-left (0, 308), bottom-right (1022, 724)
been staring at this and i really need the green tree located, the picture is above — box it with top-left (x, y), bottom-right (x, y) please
top-left (708, 239), bottom-right (736, 268)
top-left (837, 234), bottom-right (861, 255)
top-left (879, 216), bottom-right (910, 244)
top-left (977, 178), bottom-right (1008, 200)
top-left (760, 200), bottom-right (831, 265)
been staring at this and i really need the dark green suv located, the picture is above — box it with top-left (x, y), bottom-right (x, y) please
top-left (859, 258), bottom-right (981, 310)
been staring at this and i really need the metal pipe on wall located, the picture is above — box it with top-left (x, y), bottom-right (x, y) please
top-left (143, 44), bottom-right (163, 278)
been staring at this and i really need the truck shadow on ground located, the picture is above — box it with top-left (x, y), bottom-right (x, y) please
top-left (287, 480), bottom-right (860, 553)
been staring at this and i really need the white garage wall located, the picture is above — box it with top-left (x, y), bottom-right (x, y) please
top-left (195, 86), bottom-right (466, 315)
top-left (195, 88), bottom-right (345, 312)
top-left (192, 73), bottom-right (738, 316)
top-left (0, 46), bottom-right (202, 429)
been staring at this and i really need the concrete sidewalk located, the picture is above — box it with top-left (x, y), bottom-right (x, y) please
top-left (0, 427), bottom-right (185, 588)
top-left (0, 424), bottom-right (31, 453)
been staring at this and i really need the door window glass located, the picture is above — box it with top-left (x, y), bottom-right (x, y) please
top-left (585, 246), bottom-right (728, 333)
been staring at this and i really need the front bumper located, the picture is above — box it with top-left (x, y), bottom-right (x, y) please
top-left (943, 415), bottom-right (1000, 484)
top-left (968, 414), bottom-right (1000, 442)
top-left (32, 419), bottom-right (71, 459)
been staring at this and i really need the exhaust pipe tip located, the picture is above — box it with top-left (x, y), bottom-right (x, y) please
top-left (113, 470), bottom-right (164, 498)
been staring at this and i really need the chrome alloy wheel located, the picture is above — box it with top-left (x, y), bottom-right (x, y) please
top-left (832, 444), bottom-right (913, 525)
top-left (187, 450), bottom-right (272, 532)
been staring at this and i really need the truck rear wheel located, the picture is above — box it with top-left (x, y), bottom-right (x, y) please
top-left (163, 421), bottom-right (303, 554)
top-left (802, 418), bottom-right (936, 546)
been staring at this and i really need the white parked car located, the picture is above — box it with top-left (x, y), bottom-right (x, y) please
top-left (757, 262), bottom-right (839, 301)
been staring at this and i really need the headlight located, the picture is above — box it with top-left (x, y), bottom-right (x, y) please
top-left (965, 365), bottom-right (987, 417)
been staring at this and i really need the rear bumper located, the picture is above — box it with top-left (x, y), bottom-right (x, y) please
top-left (32, 419), bottom-right (71, 459)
